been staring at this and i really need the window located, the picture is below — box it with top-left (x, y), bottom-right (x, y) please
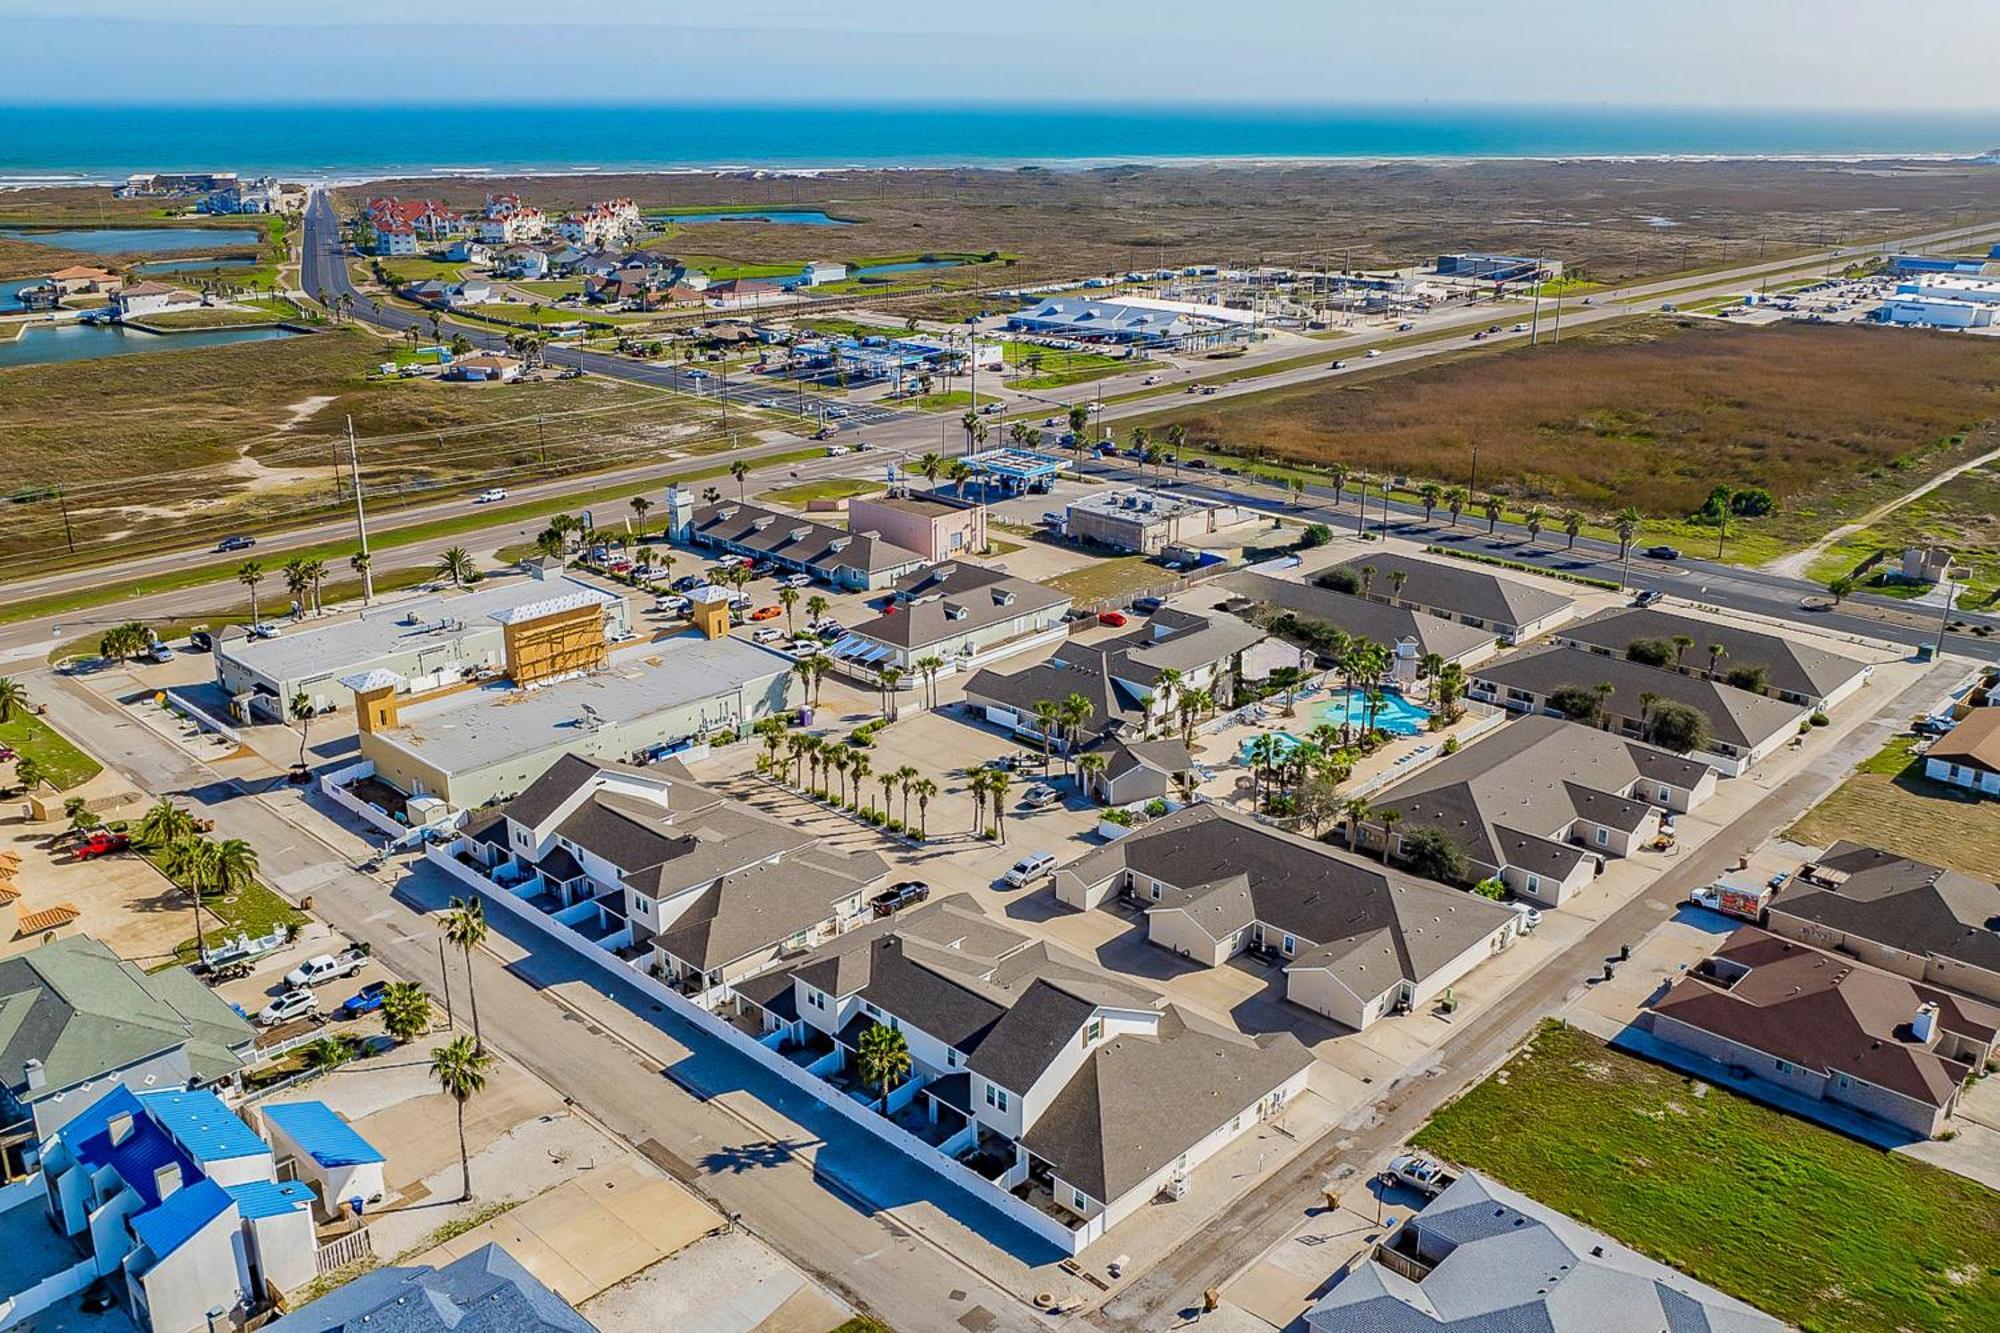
top-left (805, 988), bottom-right (825, 1011)
top-left (984, 1083), bottom-right (1009, 1112)
top-left (1658, 784), bottom-right (1672, 803)
top-left (863, 1001), bottom-right (880, 1018)
top-left (1281, 934), bottom-right (1296, 956)
top-left (1594, 827), bottom-right (1609, 847)
top-left (1083, 1018), bottom-right (1103, 1047)
top-left (1775, 1058), bottom-right (1793, 1074)
top-left (946, 1049), bottom-right (960, 1069)
top-left (1149, 883), bottom-right (1163, 902)
top-left (1525, 874), bottom-right (1542, 894)
top-left (1072, 1187), bottom-right (1089, 1211)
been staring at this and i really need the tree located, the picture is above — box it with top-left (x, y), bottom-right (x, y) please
top-left (630, 495), bottom-right (653, 531)
top-left (878, 665), bottom-right (905, 720)
top-left (1827, 574), bottom-right (1856, 605)
top-left (98, 622), bottom-right (149, 665)
top-left (1074, 750), bottom-right (1109, 801)
top-left (987, 768), bottom-right (1011, 839)
top-left (1059, 693), bottom-right (1094, 776)
top-left (380, 982), bottom-right (432, 1044)
top-left (1418, 483), bottom-right (1442, 524)
top-left (1378, 808), bottom-right (1403, 863)
top-left (912, 777), bottom-right (937, 839)
top-left (1343, 796), bottom-right (1372, 851)
top-left (210, 838), bottom-right (259, 896)
top-left (237, 561), bottom-right (266, 625)
top-left (283, 559), bottom-right (312, 614)
top-left (1523, 506), bottom-right (1546, 546)
top-left (1671, 633), bottom-right (1696, 668)
top-left (1032, 700), bottom-right (1062, 772)
top-left (136, 798), bottom-right (195, 850)
top-left (1562, 509), bottom-right (1584, 549)
top-left (1613, 507), bottom-right (1640, 560)
top-left (0, 677), bottom-right (25, 725)
top-left (1705, 642), bottom-right (1727, 675)
top-left (302, 558), bottom-right (328, 615)
top-left (1645, 700), bottom-right (1711, 753)
top-left (1625, 638), bottom-right (1676, 668)
top-left (730, 460), bottom-right (751, 502)
top-left (431, 1035), bottom-right (493, 1202)
top-left (1481, 496), bottom-right (1503, 534)
top-left (1400, 826), bottom-right (1470, 885)
top-left (289, 690), bottom-right (316, 772)
top-left (12, 756), bottom-right (45, 797)
top-left (1444, 486), bottom-right (1467, 527)
top-left (1068, 404), bottom-right (1090, 440)
top-left (350, 550), bottom-right (374, 605)
top-left (1327, 464), bottom-right (1349, 506)
top-left (778, 587), bottom-right (800, 633)
top-left (439, 896), bottom-right (488, 1051)
top-left (806, 594), bottom-right (831, 628)
top-left (1548, 683), bottom-right (1611, 727)
top-left (1724, 664), bottom-right (1770, 694)
top-left (301, 1037), bottom-right (354, 1074)
top-left (436, 546), bottom-right (476, 588)
top-left (856, 1022), bottom-right (911, 1093)
top-left (849, 752), bottom-right (873, 815)
top-left (915, 655), bottom-right (944, 710)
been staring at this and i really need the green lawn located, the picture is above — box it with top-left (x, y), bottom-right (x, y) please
top-left (913, 391), bottom-right (975, 412)
top-left (375, 257), bottom-right (467, 285)
top-left (1413, 1021), bottom-right (2000, 1333)
top-left (1046, 555), bottom-right (1171, 605)
top-left (137, 306), bottom-right (291, 330)
top-left (0, 708), bottom-right (103, 791)
top-left (169, 876), bottom-right (309, 966)
top-left (760, 477), bottom-right (885, 505)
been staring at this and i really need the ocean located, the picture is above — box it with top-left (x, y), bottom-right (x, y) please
top-left (0, 104), bottom-right (1995, 183)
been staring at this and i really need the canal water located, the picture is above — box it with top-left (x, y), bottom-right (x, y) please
top-left (0, 226), bottom-right (264, 253)
top-left (0, 321), bottom-right (300, 370)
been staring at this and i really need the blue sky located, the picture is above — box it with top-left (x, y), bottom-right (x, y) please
top-left (7, 0), bottom-right (1999, 108)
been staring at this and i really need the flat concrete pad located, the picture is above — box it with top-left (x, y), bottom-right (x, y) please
top-left (419, 1158), bottom-right (719, 1305)
top-left (1226, 1260), bottom-right (1322, 1329)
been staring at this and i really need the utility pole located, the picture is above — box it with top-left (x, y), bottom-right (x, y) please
top-left (1935, 575), bottom-right (1958, 661)
top-left (536, 414), bottom-right (547, 465)
top-left (1528, 256), bottom-right (1545, 345)
top-left (54, 484), bottom-right (75, 555)
top-left (346, 416), bottom-right (374, 602)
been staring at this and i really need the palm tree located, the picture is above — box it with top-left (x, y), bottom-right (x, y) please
top-left (1326, 464), bottom-right (1349, 506)
top-left (1166, 423), bottom-right (1187, 467)
top-left (1613, 507), bottom-right (1640, 561)
top-left (1417, 482), bottom-right (1442, 524)
top-left (1032, 700), bottom-right (1061, 772)
top-left (1344, 796), bottom-right (1372, 851)
top-left (0, 677), bottom-right (25, 724)
top-left (915, 655), bottom-right (944, 710)
top-left (912, 777), bottom-right (938, 839)
top-left (11, 756), bottom-right (43, 798)
top-left (439, 896), bottom-right (488, 1051)
top-left (1060, 693), bottom-right (1094, 774)
top-left (98, 622), bottom-right (148, 665)
top-left (350, 550), bottom-right (374, 605)
top-left (1671, 634), bottom-right (1695, 668)
top-left (878, 769), bottom-right (897, 825)
top-left (631, 495), bottom-right (653, 531)
top-left (1706, 643), bottom-right (1727, 675)
top-left (947, 459), bottom-right (974, 496)
top-left (380, 982), bottom-right (432, 1044)
top-left (289, 690), bottom-right (316, 773)
top-left (238, 561), bottom-right (266, 624)
top-left (1378, 809), bottom-right (1403, 863)
top-left (436, 546), bottom-right (476, 588)
top-left (1523, 506), bottom-right (1546, 545)
top-left (966, 768), bottom-right (994, 833)
top-left (894, 765), bottom-right (919, 829)
top-left (856, 1022), bottom-right (912, 1093)
top-left (135, 798), bottom-right (195, 850)
top-left (431, 1035), bottom-right (493, 1202)
top-left (785, 733), bottom-right (811, 787)
top-left (778, 587), bottom-right (800, 633)
top-left (879, 665), bottom-right (905, 720)
top-left (916, 452), bottom-right (944, 485)
top-left (301, 1036), bottom-right (354, 1074)
top-left (1075, 750), bottom-right (1110, 801)
top-left (1068, 403), bottom-right (1090, 441)
top-left (730, 460), bottom-right (751, 502)
top-left (210, 838), bottom-right (259, 896)
top-left (806, 594), bottom-right (831, 628)
top-left (1481, 496), bottom-right (1503, 534)
top-left (828, 747), bottom-right (853, 809)
top-left (1562, 509), bottom-right (1584, 549)
top-left (1358, 564), bottom-right (1378, 598)
top-left (987, 768), bottom-right (1012, 839)
top-left (1827, 574), bottom-right (1856, 605)
top-left (164, 835), bottom-right (216, 957)
top-left (1444, 486), bottom-right (1467, 527)
top-left (849, 752), bottom-right (873, 815)
top-left (281, 558), bottom-right (311, 616)
top-left (302, 558), bottom-right (328, 615)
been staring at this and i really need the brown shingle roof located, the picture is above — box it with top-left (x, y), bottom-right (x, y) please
top-left (1927, 709), bottom-right (2000, 777)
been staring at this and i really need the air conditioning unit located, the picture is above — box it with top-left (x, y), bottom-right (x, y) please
top-left (1162, 1174), bottom-right (1190, 1201)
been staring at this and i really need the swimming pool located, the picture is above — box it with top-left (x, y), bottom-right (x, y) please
top-left (1311, 688), bottom-right (1431, 737)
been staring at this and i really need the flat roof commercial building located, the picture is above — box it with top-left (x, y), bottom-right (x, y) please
top-left (1057, 805), bottom-right (1521, 1031)
top-left (1646, 926), bottom-right (2000, 1138)
top-left (962, 447), bottom-right (1068, 496)
top-left (1878, 296), bottom-right (1994, 329)
top-left (1358, 714), bottom-right (1717, 907)
top-left (1432, 253), bottom-right (1561, 283)
top-left (1324, 553), bottom-right (1575, 644)
top-left (1063, 488), bottom-right (1251, 555)
top-left (1766, 841), bottom-right (2000, 1004)
top-left (845, 489), bottom-right (988, 562)
top-left (216, 572), bottom-right (628, 718)
top-left (1006, 297), bottom-right (1203, 347)
top-left (1551, 606), bottom-right (1872, 709)
top-left (352, 634), bottom-right (801, 809)
top-left (1467, 644), bottom-right (1807, 775)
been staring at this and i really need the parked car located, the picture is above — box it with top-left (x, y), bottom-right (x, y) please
top-left (249, 622), bottom-right (281, 640)
top-left (870, 881), bottom-right (931, 918)
top-left (715, 554), bottom-right (750, 569)
top-left (1096, 609), bottom-right (1129, 627)
top-left (1643, 544), bottom-right (1682, 561)
top-left (751, 626), bottom-right (785, 644)
top-left (215, 534), bottom-right (256, 553)
top-left (75, 831), bottom-right (131, 861)
top-left (1020, 784), bottom-right (1061, 810)
top-left (1633, 589), bottom-right (1664, 608)
top-left (286, 947), bottom-right (368, 989)
top-left (256, 989), bottom-right (320, 1028)
top-left (672, 575), bottom-right (706, 593)
top-left (1132, 595), bottom-right (1165, 613)
top-left (475, 488), bottom-right (508, 504)
top-left (777, 572), bottom-right (813, 589)
top-left (749, 605), bottom-right (782, 622)
top-left (143, 642), bottom-right (174, 664)
top-left (188, 630), bottom-right (214, 653)
top-left (656, 596), bottom-right (691, 615)
top-left (1507, 902), bottom-right (1543, 931)
top-left (1383, 1153), bottom-right (1459, 1199)
top-left (337, 981), bottom-right (390, 1018)
top-left (1003, 851), bottom-right (1059, 887)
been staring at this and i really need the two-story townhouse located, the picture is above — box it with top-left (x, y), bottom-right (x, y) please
top-left (831, 561), bottom-right (1073, 674)
top-left (1358, 714), bottom-right (1718, 906)
top-left (469, 755), bottom-right (886, 990)
top-left (1551, 606), bottom-right (1872, 709)
top-left (1321, 552), bottom-right (1576, 644)
top-left (1056, 805), bottom-right (1520, 1029)
top-left (1213, 568), bottom-right (1499, 684)
top-left (664, 488), bottom-right (931, 592)
top-left (731, 896), bottom-right (1312, 1252)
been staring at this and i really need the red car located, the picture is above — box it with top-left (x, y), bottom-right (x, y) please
top-left (76, 831), bottom-right (131, 860)
top-left (1096, 609), bottom-right (1129, 627)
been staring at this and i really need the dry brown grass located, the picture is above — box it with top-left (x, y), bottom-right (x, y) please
top-left (1130, 320), bottom-right (2000, 516)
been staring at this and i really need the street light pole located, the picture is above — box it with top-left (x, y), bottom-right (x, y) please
top-left (346, 416), bottom-right (374, 603)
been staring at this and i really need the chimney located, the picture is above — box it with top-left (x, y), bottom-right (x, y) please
top-left (108, 1111), bottom-right (135, 1146)
top-left (152, 1162), bottom-right (182, 1201)
top-left (22, 1057), bottom-right (45, 1091)
top-left (1912, 1001), bottom-right (1939, 1044)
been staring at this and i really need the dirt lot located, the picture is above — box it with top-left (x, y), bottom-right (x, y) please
top-left (1126, 319), bottom-right (2000, 521)
top-left (1788, 734), bottom-right (2000, 879)
top-left (338, 158), bottom-right (1997, 288)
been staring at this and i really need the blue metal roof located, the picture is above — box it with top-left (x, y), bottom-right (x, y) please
top-left (130, 1177), bottom-right (233, 1261)
top-left (65, 1087), bottom-right (200, 1209)
top-left (224, 1179), bottom-right (316, 1220)
top-left (141, 1089), bottom-right (269, 1162)
top-left (263, 1101), bottom-right (386, 1167)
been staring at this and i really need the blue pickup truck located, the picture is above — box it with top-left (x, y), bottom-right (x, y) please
top-left (337, 982), bottom-right (390, 1019)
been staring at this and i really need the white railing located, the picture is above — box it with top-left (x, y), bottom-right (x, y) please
top-left (164, 688), bottom-right (245, 746)
top-left (314, 1226), bottom-right (373, 1274)
top-left (425, 841), bottom-right (1083, 1255)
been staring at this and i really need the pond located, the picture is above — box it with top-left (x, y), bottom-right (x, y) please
top-left (0, 226), bottom-right (264, 254)
top-left (662, 209), bottom-right (848, 226)
top-left (133, 255), bottom-right (260, 276)
top-left (0, 321), bottom-right (301, 370)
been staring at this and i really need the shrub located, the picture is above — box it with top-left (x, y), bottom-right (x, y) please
top-left (1472, 877), bottom-right (1508, 900)
top-left (1300, 522), bottom-right (1333, 549)
top-left (1625, 637), bottom-right (1676, 668)
top-left (1101, 807), bottom-right (1137, 827)
top-left (1441, 735), bottom-right (1460, 755)
top-left (1144, 798), bottom-right (1169, 818)
top-left (1315, 567), bottom-right (1362, 595)
top-left (1402, 827), bottom-right (1471, 885)
top-left (1808, 710), bottom-right (1830, 728)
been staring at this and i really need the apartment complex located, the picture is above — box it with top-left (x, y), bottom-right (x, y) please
top-left (1551, 606), bottom-right (1872, 709)
top-left (1325, 553), bottom-right (1576, 643)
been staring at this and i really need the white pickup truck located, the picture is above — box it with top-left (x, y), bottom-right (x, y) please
top-left (286, 946), bottom-right (369, 988)
top-left (1382, 1153), bottom-right (1460, 1199)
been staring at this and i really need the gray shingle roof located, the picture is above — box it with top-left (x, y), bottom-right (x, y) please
top-left (1217, 570), bottom-right (1495, 663)
top-left (1470, 646), bottom-right (1804, 752)
top-left (1554, 606), bottom-right (1869, 703)
top-left (1767, 841), bottom-right (2000, 978)
top-left (1306, 1171), bottom-right (1785, 1332)
top-left (847, 570), bottom-right (1068, 650)
top-left (1369, 715), bottom-right (1709, 874)
top-left (1329, 553), bottom-right (1573, 631)
top-left (688, 500), bottom-right (926, 577)
top-left (265, 1243), bottom-right (594, 1333)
